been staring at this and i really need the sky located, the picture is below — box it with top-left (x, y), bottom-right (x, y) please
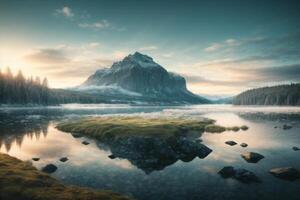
top-left (0, 0), bottom-right (300, 96)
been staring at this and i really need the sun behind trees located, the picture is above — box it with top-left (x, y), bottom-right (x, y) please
top-left (0, 67), bottom-right (50, 105)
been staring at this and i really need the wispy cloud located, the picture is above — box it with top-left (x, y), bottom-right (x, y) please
top-left (139, 45), bottom-right (158, 51)
top-left (24, 48), bottom-right (70, 64)
top-left (54, 6), bottom-right (74, 18)
top-left (78, 20), bottom-right (110, 30)
top-left (204, 43), bottom-right (222, 52)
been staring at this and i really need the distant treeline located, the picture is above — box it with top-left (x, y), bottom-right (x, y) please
top-left (233, 83), bottom-right (300, 106)
top-left (0, 67), bottom-right (105, 105)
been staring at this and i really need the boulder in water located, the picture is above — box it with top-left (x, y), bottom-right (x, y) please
top-left (269, 167), bottom-right (300, 181)
top-left (42, 164), bottom-right (57, 173)
top-left (241, 152), bottom-right (264, 163)
top-left (225, 141), bottom-right (237, 146)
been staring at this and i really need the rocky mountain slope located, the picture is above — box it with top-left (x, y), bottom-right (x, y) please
top-left (75, 52), bottom-right (209, 104)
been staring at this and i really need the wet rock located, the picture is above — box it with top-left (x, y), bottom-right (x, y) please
top-left (218, 166), bottom-right (260, 183)
top-left (59, 157), bottom-right (68, 162)
top-left (231, 127), bottom-right (240, 132)
top-left (195, 138), bottom-right (203, 143)
top-left (82, 141), bottom-right (90, 145)
top-left (240, 143), bottom-right (248, 147)
top-left (240, 125), bottom-right (249, 131)
top-left (32, 158), bottom-right (40, 161)
top-left (71, 133), bottom-right (82, 138)
top-left (241, 152), bottom-right (264, 163)
top-left (274, 126), bottom-right (278, 128)
top-left (269, 167), bottom-right (300, 181)
top-left (292, 146), bottom-right (300, 151)
top-left (218, 166), bottom-right (236, 178)
top-left (225, 141), bottom-right (237, 146)
top-left (234, 168), bottom-right (260, 183)
top-left (108, 154), bottom-right (116, 159)
top-left (283, 124), bottom-right (292, 130)
top-left (42, 164), bottom-right (57, 173)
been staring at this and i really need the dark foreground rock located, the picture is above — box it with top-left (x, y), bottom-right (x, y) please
top-left (42, 164), bottom-right (57, 173)
top-left (292, 146), bottom-right (300, 151)
top-left (241, 152), bottom-right (264, 163)
top-left (269, 167), bottom-right (300, 181)
top-left (225, 141), bottom-right (237, 146)
top-left (98, 136), bottom-right (212, 174)
top-left (218, 166), bottom-right (260, 183)
top-left (71, 133), bottom-right (83, 138)
top-left (240, 143), bottom-right (248, 147)
top-left (32, 157), bottom-right (40, 161)
top-left (59, 157), bottom-right (68, 162)
top-left (82, 141), bottom-right (90, 145)
top-left (283, 124), bottom-right (292, 130)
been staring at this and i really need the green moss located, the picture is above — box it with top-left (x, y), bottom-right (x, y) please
top-left (205, 125), bottom-right (226, 133)
top-left (0, 153), bottom-right (131, 200)
top-left (56, 117), bottom-right (214, 140)
top-left (227, 126), bottom-right (240, 132)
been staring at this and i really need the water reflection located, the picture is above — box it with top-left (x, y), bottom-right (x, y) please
top-left (0, 105), bottom-right (300, 200)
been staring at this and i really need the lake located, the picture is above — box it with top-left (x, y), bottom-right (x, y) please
top-left (0, 104), bottom-right (299, 200)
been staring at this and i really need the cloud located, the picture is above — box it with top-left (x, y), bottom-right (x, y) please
top-left (78, 20), bottom-right (110, 30)
top-left (55, 6), bottom-right (74, 18)
top-left (88, 42), bottom-right (100, 48)
top-left (139, 46), bottom-right (158, 51)
top-left (204, 43), bottom-right (222, 52)
top-left (24, 48), bottom-right (70, 64)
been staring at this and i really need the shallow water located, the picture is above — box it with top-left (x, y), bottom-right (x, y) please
top-left (0, 104), bottom-right (300, 200)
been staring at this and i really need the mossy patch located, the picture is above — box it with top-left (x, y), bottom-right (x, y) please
top-left (205, 125), bottom-right (226, 133)
top-left (0, 153), bottom-right (131, 200)
top-left (56, 117), bottom-right (214, 140)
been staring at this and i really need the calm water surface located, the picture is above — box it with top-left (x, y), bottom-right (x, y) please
top-left (0, 104), bottom-right (299, 200)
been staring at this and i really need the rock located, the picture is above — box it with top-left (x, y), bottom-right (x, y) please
top-left (225, 141), bottom-right (237, 146)
top-left (292, 146), bottom-right (300, 151)
top-left (218, 166), bottom-right (260, 183)
top-left (59, 157), bottom-right (68, 162)
top-left (283, 124), bottom-right (292, 130)
top-left (42, 164), bottom-right (57, 173)
top-left (234, 168), bottom-right (260, 183)
top-left (32, 158), bottom-right (40, 161)
top-left (240, 125), bottom-right (249, 131)
top-left (241, 152), bottom-right (264, 163)
top-left (269, 167), bottom-right (300, 181)
top-left (218, 166), bottom-right (236, 178)
top-left (240, 143), bottom-right (248, 147)
top-left (274, 126), bottom-right (278, 128)
top-left (195, 138), bottom-right (203, 143)
top-left (231, 126), bottom-right (240, 132)
top-left (82, 141), bottom-right (90, 145)
top-left (71, 133), bottom-right (82, 138)
top-left (108, 154), bottom-right (116, 159)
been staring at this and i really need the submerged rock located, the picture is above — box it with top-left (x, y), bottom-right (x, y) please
top-left (42, 164), bottom-right (57, 173)
top-left (218, 166), bottom-right (236, 178)
top-left (225, 141), bottom-right (237, 146)
top-left (240, 143), bottom-right (248, 147)
top-left (82, 141), bottom-right (90, 145)
top-left (283, 124), bottom-right (292, 130)
top-left (269, 167), bottom-right (300, 181)
top-left (218, 166), bottom-right (260, 183)
top-left (60, 157), bottom-right (68, 162)
top-left (241, 152), bottom-right (264, 163)
top-left (32, 158), bottom-right (40, 161)
top-left (292, 146), bottom-right (300, 151)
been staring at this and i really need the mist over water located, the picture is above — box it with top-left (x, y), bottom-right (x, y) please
top-left (0, 104), bottom-right (300, 200)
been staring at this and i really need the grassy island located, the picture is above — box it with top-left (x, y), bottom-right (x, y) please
top-left (0, 153), bottom-right (131, 200)
top-left (56, 117), bottom-right (214, 140)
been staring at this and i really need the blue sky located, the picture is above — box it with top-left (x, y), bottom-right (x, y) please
top-left (0, 0), bottom-right (300, 96)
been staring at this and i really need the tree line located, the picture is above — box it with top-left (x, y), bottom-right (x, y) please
top-left (233, 83), bottom-right (300, 106)
top-left (0, 67), bottom-right (110, 105)
top-left (0, 67), bottom-right (50, 105)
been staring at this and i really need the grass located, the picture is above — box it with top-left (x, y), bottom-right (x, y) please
top-left (0, 153), bottom-right (131, 200)
top-left (56, 116), bottom-right (214, 140)
top-left (205, 125), bottom-right (226, 133)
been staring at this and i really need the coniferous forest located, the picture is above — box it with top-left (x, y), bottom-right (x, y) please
top-left (0, 67), bottom-right (103, 105)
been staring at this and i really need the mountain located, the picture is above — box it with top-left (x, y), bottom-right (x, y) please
top-left (74, 52), bottom-right (209, 104)
top-left (233, 83), bottom-right (300, 106)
